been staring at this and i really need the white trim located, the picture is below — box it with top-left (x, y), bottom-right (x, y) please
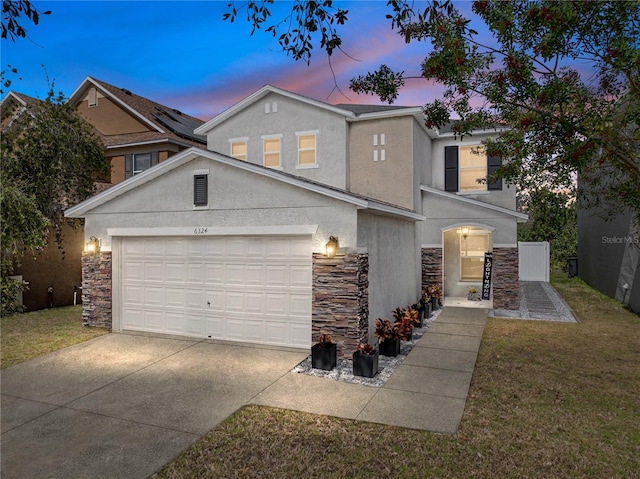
top-left (261, 133), bottom-right (283, 140)
top-left (105, 138), bottom-right (195, 149)
top-left (193, 168), bottom-right (210, 175)
top-left (441, 222), bottom-right (496, 233)
top-left (228, 136), bottom-right (249, 143)
top-left (295, 130), bottom-right (319, 137)
top-left (296, 164), bottom-right (320, 170)
top-left (458, 190), bottom-right (490, 196)
top-left (107, 225), bottom-right (319, 237)
top-left (421, 185), bottom-right (528, 222)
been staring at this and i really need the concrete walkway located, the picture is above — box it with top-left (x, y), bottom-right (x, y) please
top-left (251, 306), bottom-right (487, 434)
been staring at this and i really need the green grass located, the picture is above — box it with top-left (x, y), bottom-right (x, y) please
top-left (153, 271), bottom-right (640, 479)
top-left (1, 306), bottom-right (109, 368)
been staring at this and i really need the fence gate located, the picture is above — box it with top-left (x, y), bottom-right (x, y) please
top-left (518, 242), bottom-right (550, 282)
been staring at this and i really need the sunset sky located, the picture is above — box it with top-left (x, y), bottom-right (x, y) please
top-left (1, 0), bottom-right (467, 120)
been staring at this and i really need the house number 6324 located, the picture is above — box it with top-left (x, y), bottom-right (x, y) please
top-left (194, 227), bottom-right (208, 235)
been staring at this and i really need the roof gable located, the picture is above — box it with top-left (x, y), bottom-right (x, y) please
top-left (68, 77), bottom-right (206, 147)
top-left (65, 147), bottom-right (424, 222)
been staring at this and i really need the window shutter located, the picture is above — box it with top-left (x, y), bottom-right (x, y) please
top-left (124, 154), bottom-right (133, 179)
top-left (194, 174), bottom-right (208, 206)
top-left (150, 151), bottom-right (159, 167)
top-left (487, 155), bottom-right (502, 190)
top-left (444, 146), bottom-right (459, 192)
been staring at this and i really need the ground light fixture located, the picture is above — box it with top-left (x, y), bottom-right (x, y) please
top-left (85, 236), bottom-right (101, 254)
top-left (325, 236), bottom-right (339, 258)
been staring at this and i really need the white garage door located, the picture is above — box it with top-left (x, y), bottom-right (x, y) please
top-left (121, 236), bottom-right (312, 348)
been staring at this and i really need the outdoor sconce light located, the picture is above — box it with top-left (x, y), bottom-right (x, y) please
top-left (85, 236), bottom-right (101, 254)
top-left (461, 227), bottom-right (470, 240)
top-left (325, 236), bottom-right (339, 258)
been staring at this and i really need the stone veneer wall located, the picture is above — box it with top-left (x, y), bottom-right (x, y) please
top-left (421, 248), bottom-right (443, 291)
top-left (81, 252), bottom-right (112, 328)
top-left (492, 247), bottom-right (520, 310)
top-left (312, 253), bottom-right (369, 359)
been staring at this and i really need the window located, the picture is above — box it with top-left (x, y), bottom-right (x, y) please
top-left (262, 136), bottom-right (281, 168)
top-left (230, 140), bottom-right (247, 161)
top-left (125, 152), bottom-right (158, 179)
top-left (459, 145), bottom-right (486, 192)
top-left (373, 133), bottom-right (386, 162)
top-left (297, 132), bottom-right (317, 166)
top-left (133, 153), bottom-right (151, 175)
top-left (444, 145), bottom-right (502, 192)
top-left (460, 230), bottom-right (490, 281)
top-left (194, 174), bottom-right (208, 206)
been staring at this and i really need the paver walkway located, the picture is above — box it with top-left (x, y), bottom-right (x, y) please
top-left (490, 281), bottom-right (576, 322)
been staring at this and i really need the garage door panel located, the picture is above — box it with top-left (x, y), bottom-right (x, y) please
top-left (166, 263), bottom-right (187, 283)
top-left (205, 263), bottom-right (224, 284)
top-left (122, 236), bottom-right (311, 348)
top-left (144, 262), bottom-right (164, 282)
top-left (290, 294), bottom-right (311, 316)
top-left (226, 264), bottom-right (245, 285)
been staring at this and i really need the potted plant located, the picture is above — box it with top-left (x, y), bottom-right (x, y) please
top-left (421, 289), bottom-right (432, 318)
top-left (392, 307), bottom-right (414, 341)
top-left (374, 318), bottom-right (402, 356)
top-left (467, 286), bottom-right (481, 301)
top-left (427, 284), bottom-right (443, 311)
top-left (411, 301), bottom-right (425, 325)
top-left (352, 342), bottom-right (378, 378)
top-left (311, 333), bottom-right (337, 370)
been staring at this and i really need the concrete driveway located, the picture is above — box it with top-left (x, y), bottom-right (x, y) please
top-left (0, 332), bottom-right (308, 479)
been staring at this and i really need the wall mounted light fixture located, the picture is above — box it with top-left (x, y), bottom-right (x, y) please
top-left (325, 236), bottom-right (339, 258)
top-left (85, 236), bottom-right (101, 254)
top-left (461, 227), bottom-right (470, 239)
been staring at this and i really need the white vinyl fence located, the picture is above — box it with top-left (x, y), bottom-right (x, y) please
top-left (518, 242), bottom-right (550, 282)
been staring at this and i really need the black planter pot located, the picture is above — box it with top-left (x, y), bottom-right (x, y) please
top-left (431, 296), bottom-right (439, 311)
top-left (353, 350), bottom-right (378, 378)
top-left (311, 343), bottom-right (337, 371)
top-left (404, 328), bottom-right (413, 341)
top-left (379, 338), bottom-right (400, 357)
top-left (425, 301), bottom-right (432, 318)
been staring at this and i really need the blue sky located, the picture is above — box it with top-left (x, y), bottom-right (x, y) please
top-left (1, 0), bottom-right (454, 120)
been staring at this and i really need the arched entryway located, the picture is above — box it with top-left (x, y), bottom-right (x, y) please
top-left (442, 224), bottom-right (494, 306)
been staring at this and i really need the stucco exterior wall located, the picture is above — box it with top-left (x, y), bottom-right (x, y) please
top-left (349, 116), bottom-right (416, 210)
top-left (431, 133), bottom-right (517, 210)
top-left (205, 92), bottom-right (348, 190)
top-left (415, 120), bottom-right (432, 192)
top-left (76, 94), bottom-right (149, 135)
top-left (356, 211), bottom-right (421, 341)
top-left (421, 193), bottom-right (518, 246)
top-left (84, 157), bottom-right (359, 255)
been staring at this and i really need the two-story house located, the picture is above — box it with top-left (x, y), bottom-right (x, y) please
top-left (66, 85), bottom-right (526, 356)
top-left (1, 78), bottom-right (207, 310)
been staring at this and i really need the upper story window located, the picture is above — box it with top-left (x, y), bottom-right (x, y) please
top-left (296, 131), bottom-right (318, 167)
top-left (229, 138), bottom-right (247, 161)
top-left (124, 152), bottom-right (159, 179)
top-left (373, 133), bottom-right (386, 162)
top-left (262, 135), bottom-right (282, 168)
top-left (445, 145), bottom-right (502, 192)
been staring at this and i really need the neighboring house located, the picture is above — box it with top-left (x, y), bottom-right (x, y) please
top-left (66, 85), bottom-right (526, 356)
top-left (0, 79), bottom-right (207, 311)
top-left (578, 204), bottom-right (640, 314)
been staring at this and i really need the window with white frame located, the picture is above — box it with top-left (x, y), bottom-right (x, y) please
top-left (373, 133), bottom-right (386, 162)
top-left (460, 229), bottom-right (490, 281)
top-left (459, 145), bottom-right (487, 191)
top-left (133, 153), bottom-right (151, 175)
top-left (229, 139), bottom-right (247, 161)
top-left (262, 135), bottom-right (281, 168)
top-left (297, 131), bottom-right (317, 166)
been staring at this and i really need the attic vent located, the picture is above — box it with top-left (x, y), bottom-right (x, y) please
top-left (121, 88), bottom-right (132, 96)
top-left (194, 174), bottom-right (208, 207)
top-left (88, 87), bottom-right (98, 107)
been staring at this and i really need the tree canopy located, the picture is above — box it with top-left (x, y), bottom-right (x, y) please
top-left (0, 89), bottom-right (108, 313)
top-left (226, 0), bottom-right (640, 220)
top-left (1, 0), bottom-right (50, 41)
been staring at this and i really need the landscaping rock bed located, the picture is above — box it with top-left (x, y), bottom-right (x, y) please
top-left (291, 309), bottom-right (442, 387)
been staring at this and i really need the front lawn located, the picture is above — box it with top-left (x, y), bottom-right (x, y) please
top-left (0, 306), bottom-right (109, 368)
top-left (153, 272), bottom-right (640, 478)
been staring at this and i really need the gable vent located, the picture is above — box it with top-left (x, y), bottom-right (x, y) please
top-left (194, 174), bottom-right (208, 206)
